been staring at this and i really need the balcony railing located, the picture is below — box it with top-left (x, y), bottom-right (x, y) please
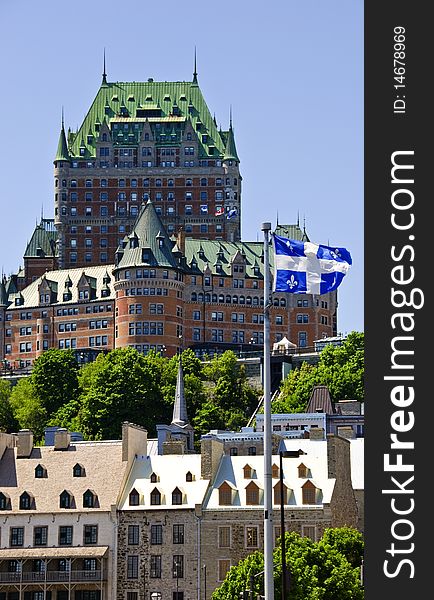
top-left (0, 570), bottom-right (105, 584)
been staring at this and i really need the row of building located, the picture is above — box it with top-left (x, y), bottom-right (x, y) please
top-left (0, 372), bottom-right (364, 600)
top-left (1, 65), bottom-right (339, 370)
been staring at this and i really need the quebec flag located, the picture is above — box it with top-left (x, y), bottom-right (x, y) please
top-left (272, 234), bottom-right (352, 295)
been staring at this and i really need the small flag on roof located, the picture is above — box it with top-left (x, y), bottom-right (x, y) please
top-left (272, 234), bottom-right (352, 294)
top-left (215, 206), bottom-right (225, 216)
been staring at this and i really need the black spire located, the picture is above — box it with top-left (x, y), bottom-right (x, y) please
top-left (192, 46), bottom-right (198, 84)
top-left (102, 48), bottom-right (107, 85)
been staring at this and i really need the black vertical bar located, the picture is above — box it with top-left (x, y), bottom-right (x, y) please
top-left (365, 2), bottom-right (429, 599)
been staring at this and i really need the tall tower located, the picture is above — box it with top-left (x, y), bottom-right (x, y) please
top-left (54, 61), bottom-right (241, 269)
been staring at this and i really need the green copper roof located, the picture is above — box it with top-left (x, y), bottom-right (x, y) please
top-left (115, 201), bottom-right (178, 270)
top-left (222, 124), bottom-right (239, 162)
top-left (24, 220), bottom-right (58, 258)
top-left (66, 79), bottom-right (231, 159)
top-left (55, 126), bottom-right (70, 162)
top-left (274, 224), bottom-right (309, 242)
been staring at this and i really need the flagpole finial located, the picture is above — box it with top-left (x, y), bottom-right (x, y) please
top-left (297, 210), bottom-right (300, 227)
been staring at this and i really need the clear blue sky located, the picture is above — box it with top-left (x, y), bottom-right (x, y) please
top-left (0, 0), bottom-right (363, 335)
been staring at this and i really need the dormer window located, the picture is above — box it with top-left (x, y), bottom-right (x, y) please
top-left (298, 463), bottom-right (308, 479)
top-left (83, 489), bottom-right (97, 508)
top-left (59, 490), bottom-right (74, 509)
top-left (245, 482), bottom-right (260, 506)
top-left (243, 464), bottom-right (253, 479)
top-left (302, 481), bottom-right (317, 505)
top-left (272, 464), bottom-right (279, 479)
top-left (35, 464), bottom-right (46, 478)
top-left (186, 471), bottom-right (193, 482)
top-left (73, 463), bottom-right (85, 477)
top-left (218, 482), bottom-right (233, 506)
top-left (129, 488), bottom-right (140, 506)
top-left (150, 472), bottom-right (158, 483)
top-left (0, 492), bottom-right (11, 510)
top-left (172, 487), bottom-right (182, 505)
top-left (19, 492), bottom-right (33, 510)
top-left (150, 488), bottom-right (161, 506)
top-left (273, 481), bottom-right (288, 505)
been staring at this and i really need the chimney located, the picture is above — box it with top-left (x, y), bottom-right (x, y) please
top-left (177, 228), bottom-right (186, 255)
top-left (54, 428), bottom-right (71, 450)
top-left (309, 427), bottom-right (325, 440)
top-left (122, 422), bottom-right (148, 462)
top-left (16, 429), bottom-right (34, 458)
top-left (200, 437), bottom-right (224, 481)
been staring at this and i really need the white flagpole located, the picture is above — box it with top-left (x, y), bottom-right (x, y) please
top-left (262, 222), bottom-right (273, 599)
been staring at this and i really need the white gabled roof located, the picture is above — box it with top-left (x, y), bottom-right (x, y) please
top-left (204, 438), bottom-right (335, 510)
top-left (119, 454), bottom-right (209, 510)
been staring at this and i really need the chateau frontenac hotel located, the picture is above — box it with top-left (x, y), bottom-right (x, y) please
top-left (0, 65), bottom-right (338, 367)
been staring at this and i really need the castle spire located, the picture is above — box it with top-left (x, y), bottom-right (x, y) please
top-left (192, 46), bottom-right (198, 85)
top-left (54, 111), bottom-right (70, 163)
top-left (171, 356), bottom-right (189, 426)
top-left (102, 48), bottom-right (108, 86)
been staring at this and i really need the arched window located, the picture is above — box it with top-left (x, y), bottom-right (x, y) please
top-left (280, 298), bottom-right (287, 307)
top-left (239, 295), bottom-right (245, 304)
top-left (226, 295), bottom-right (231, 304)
top-left (200, 178), bottom-right (208, 186)
top-left (219, 294), bottom-right (225, 303)
top-left (253, 297), bottom-right (259, 306)
top-left (198, 293), bottom-right (204, 302)
top-left (60, 490), bottom-right (73, 509)
top-left (191, 292), bottom-right (197, 301)
top-left (205, 293), bottom-right (211, 303)
top-left (212, 294), bottom-right (217, 302)
top-left (151, 488), bottom-right (161, 506)
top-left (246, 296), bottom-right (252, 305)
top-left (232, 295), bottom-right (238, 304)
top-left (172, 487), bottom-right (183, 505)
top-left (129, 488), bottom-right (140, 506)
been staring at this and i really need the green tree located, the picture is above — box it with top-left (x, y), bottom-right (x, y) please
top-left (202, 351), bottom-right (260, 425)
top-left (273, 332), bottom-right (364, 413)
top-left (0, 379), bottom-right (19, 432)
top-left (9, 378), bottom-right (47, 441)
top-left (75, 347), bottom-right (169, 439)
top-left (31, 349), bottom-right (79, 416)
top-left (212, 529), bottom-right (363, 600)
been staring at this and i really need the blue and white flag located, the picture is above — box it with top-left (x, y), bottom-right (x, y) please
top-left (226, 207), bottom-right (238, 219)
top-left (272, 234), bottom-right (352, 294)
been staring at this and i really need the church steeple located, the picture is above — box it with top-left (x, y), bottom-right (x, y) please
top-left (171, 357), bottom-right (189, 426)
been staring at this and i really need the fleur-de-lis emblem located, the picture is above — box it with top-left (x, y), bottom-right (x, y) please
top-left (330, 248), bottom-right (341, 260)
top-left (286, 240), bottom-right (294, 252)
top-left (286, 274), bottom-right (298, 290)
